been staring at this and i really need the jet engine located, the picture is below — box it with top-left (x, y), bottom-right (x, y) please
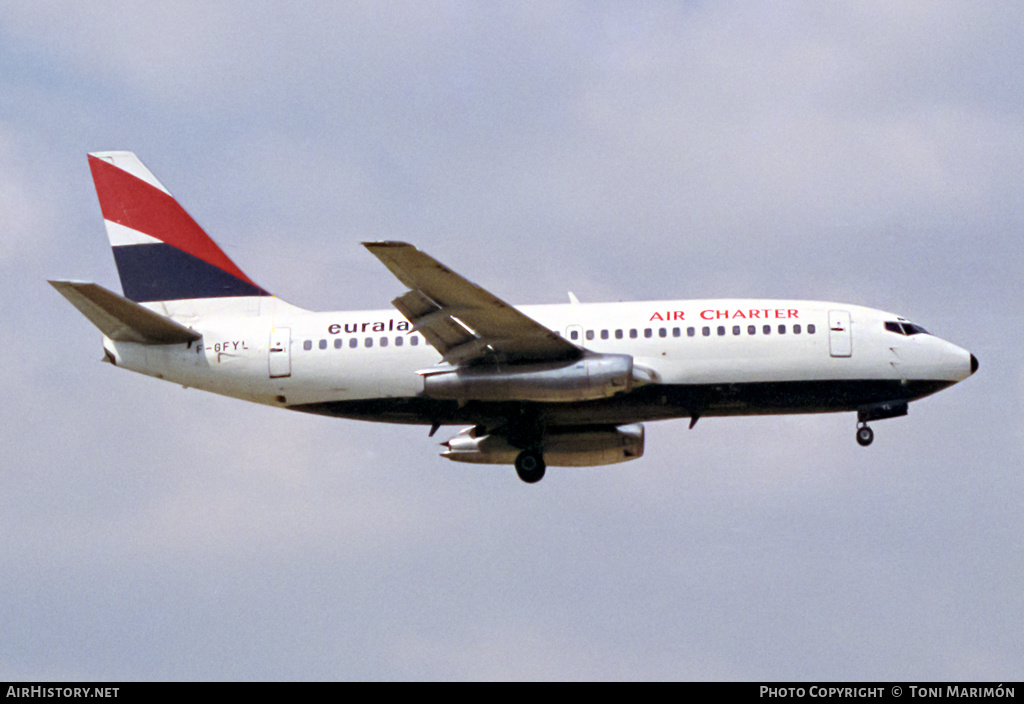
top-left (421, 353), bottom-right (648, 403)
top-left (441, 424), bottom-right (645, 467)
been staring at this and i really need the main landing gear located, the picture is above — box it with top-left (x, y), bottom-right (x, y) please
top-left (514, 450), bottom-right (546, 484)
top-left (856, 423), bottom-right (874, 447)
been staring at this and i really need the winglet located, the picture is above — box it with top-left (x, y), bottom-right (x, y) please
top-left (50, 280), bottom-right (202, 344)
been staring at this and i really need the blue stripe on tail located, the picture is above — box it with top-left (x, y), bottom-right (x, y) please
top-left (112, 244), bottom-right (270, 302)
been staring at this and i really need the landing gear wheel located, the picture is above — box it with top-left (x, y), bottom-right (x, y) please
top-left (514, 450), bottom-right (546, 484)
top-left (856, 424), bottom-right (874, 447)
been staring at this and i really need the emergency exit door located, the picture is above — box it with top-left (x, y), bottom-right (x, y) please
top-left (268, 328), bottom-right (292, 378)
top-left (828, 311), bottom-right (852, 358)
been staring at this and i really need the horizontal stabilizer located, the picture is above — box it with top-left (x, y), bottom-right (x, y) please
top-left (49, 280), bottom-right (202, 345)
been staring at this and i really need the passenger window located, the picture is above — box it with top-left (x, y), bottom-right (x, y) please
top-left (349, 338), bottom-right (358, 349)
top-left (702, 327), bottom-right (711, 337)
top-left (410, 336), bottom-right (419, 346)
top-left (717, 326), bottom-right (726, 336)
top-left (673, 327), bottom-right (681, 337)
top-left (395, 336), bottom-right (403, 347)
top-left (630, 329), bottom-right (638, 339)
top-left (808, 324), bottom-right (816, 334)
top-left (644, 328), bottom-right (653, 338)
top-left (601, 330), bottom-right (609, 340)
top-left (365, 337), bottom-right (373, 348)
top-left (380, 337), bottom-right (388, 347)
top-left (763, 325), bottom-right (771, 335)
top-left (659, 328), bottom-right (667, 338)
top-left (334, 339), bottom-right (343, 349)
top-left (319, 339), bottom-right (327, 350)
top-left (748, 325), bottom-right (756, 335)
top-left (303, 340), bottom-right (312, 351)
top-left (586, 330), bottom-right (594, 341)
top-left (687, 327), bottom-right (695, 337)
top-left (732, 325), bottom-right (741, 336)
top-left (615, 329), bottom-right (623, 339)
top-left (794, 324), bottom-right (801, 334)
top-left (778, 325), bottom-right (786, 334)
top-left (569, 330), bottom-right (579, 341)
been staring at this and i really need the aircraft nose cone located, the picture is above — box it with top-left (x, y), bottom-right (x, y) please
top-left (970, 354), bottom-right (979, 375)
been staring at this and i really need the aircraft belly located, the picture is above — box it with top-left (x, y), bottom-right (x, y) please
top-left (288, 378), bottom-right (953, 426)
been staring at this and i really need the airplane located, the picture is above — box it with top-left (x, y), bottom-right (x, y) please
top-left (52, 151), bottom-right (978, 483)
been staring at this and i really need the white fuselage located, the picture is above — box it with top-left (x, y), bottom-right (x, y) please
top-left (103, 297), bottom-right (975, 428)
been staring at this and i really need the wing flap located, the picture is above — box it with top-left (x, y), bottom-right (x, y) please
top-left (50, 280), bottom-right (202, 345)
top-left (364, 241), bottom-right (580, 364)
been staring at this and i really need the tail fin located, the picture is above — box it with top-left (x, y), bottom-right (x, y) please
top-left (87, 151), bottom-right (270, 304)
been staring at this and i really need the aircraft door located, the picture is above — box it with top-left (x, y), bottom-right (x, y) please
top-left (828, 311), bottom-right (852, 358)
top-left (268, 327), bottom-right (292, 378)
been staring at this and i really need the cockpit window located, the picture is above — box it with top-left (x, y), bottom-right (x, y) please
top-left (885, 321), bottom-right (929, 336)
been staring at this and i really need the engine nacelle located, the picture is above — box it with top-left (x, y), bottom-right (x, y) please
top-left (421, 353), bottom-right (641, 403)
top-left (441, 424), bottom-right (645, 467)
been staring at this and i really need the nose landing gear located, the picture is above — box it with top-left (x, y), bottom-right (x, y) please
top-left (856, 423), bottom-right (874, 447)
top-left (855, 400), bottom-right (906, 448)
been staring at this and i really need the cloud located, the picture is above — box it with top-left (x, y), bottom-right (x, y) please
top-left (0, 126), bottom-right (53, 264)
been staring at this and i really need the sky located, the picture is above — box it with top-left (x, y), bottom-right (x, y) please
top-left (1, 0), bottom-right (1022, 681)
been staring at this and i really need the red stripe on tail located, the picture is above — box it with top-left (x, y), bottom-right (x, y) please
top-left (88, 155), bottom-right (260, 288)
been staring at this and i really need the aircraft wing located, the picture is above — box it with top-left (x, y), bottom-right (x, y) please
top-left (363, 241), bottom-right (581, 365)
